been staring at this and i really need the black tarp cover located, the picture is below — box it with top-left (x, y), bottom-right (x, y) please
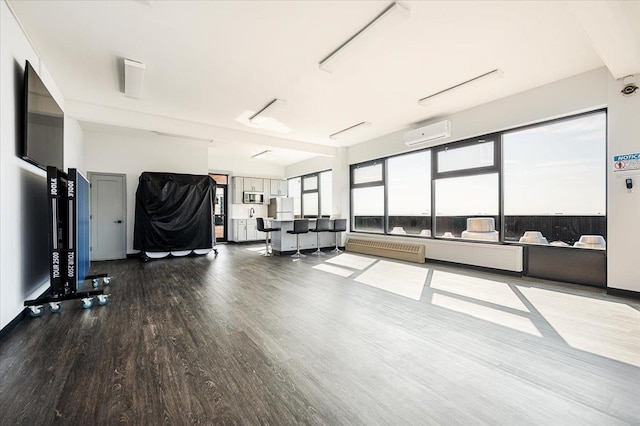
top-left (133, 172), bottom-right (216, 252)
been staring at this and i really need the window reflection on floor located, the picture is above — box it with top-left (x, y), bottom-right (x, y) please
top-left (518, 287), bottom-right (640, 368)
top-left (430, 271), bottom-right (529, 312)
top-left (310, 252), bottom-right (640, 368)
top-left (354, 261), bottom-right (428, 301)
top-left (431, 293), bottom-right (542, 337)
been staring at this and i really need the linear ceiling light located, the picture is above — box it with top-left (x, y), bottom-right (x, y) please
top-left (124, 58), bottom-right (146, 99)
top-left (251, 150), bottom-right (273, 159)
top-left (319, 2), bottom-right (411, 73)
top-left (249, 99), bottom-right (286, 124)
top-left (329, 121), bottom-right (372, 140)
top-left (153, 131), bottom-right (213, 143)
top-left (418, 69), bottom-right (504, 106)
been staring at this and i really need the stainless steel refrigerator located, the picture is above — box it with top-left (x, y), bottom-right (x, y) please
top-left (268, 197), bottom-right (294, 220)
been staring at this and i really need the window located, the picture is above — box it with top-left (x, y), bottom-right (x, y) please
top-left (434, 173), bottom-right (499, 240)
top-left (437, 141), bottom-right (494, 173)
top-left (352, 186), bottom-right (385, 232)
top-left (288, 170), bottom-right (332, 218)
top-left (351, 161), bottom-right (384, 233)
top-left (288, 177), bottom-right (301, 216)
top-left (433, 135), bottom-right (500, 241)
top-left (387, 151), bottom-right (431, 236)
top-left (503, 112), bottom-right (606, 246)
top-left (320, 171), bottom-right (332, 217)
top-left (353, 162), bottom-right (382, 184)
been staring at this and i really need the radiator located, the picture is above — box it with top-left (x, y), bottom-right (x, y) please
top-left (346, 238), bottom-right (425, 264)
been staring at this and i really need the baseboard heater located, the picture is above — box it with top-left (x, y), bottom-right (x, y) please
top-left (346, 238), bottom-right (425, 264)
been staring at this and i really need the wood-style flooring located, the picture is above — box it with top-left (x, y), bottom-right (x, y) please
top-left (1, 243), bottom-right (639, 425)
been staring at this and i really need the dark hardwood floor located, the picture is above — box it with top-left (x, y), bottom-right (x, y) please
top-left (1, 243), bottom-right (639, 425)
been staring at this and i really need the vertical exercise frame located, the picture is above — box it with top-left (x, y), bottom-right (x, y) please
top-left (47, 166), bottom-right (67, 295)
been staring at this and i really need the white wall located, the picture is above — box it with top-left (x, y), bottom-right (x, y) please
top-left (83, 132), bottom-right (209, 254)
top-left (285, 156), bottom-right (333, 179)
top-left (0, 1), bottom-right (84, 330)
top-left (64, 117), bottom-right (84, 173)
top-left (208, 148), bottom-right (285, 179)
top-left (606, 76), bottom-right (640, 293)
top-left (348, 68), bottom-right (608, 164)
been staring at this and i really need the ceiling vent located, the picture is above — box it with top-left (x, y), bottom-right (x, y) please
top-left (403, 120), bottom-right (451, 147)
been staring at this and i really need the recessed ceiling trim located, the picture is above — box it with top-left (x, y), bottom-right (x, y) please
top-left (249, 98), bottom-right (286, 124)
top-left (319, 1), bottom-right (411, 73)
top-left (329, 121), bottom-right (371, 139)
top-left (418, 69), bottom-right (504, 106)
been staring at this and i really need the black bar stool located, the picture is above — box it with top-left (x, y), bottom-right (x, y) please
top-left (310, 218), bottom-right (332, 255)
top-left (257, 218), bottom-right (280, 257)
top-left (287, 219), bottom-right (309, 258)
top-left (331, 219), bottom-right (347, 253)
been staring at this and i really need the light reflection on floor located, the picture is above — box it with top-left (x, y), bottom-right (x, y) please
top-left (312, 263), bottom-right (354, 278)
top-left (325, 253), bottom-right (377, 270)
top-left (518, 287), bottom-right (640, 368)
top-left (431, 293), bottom-right (542, 337)
top-left (354, 260), bottom-right (428, 300)
top-left (310, 252), bottom-right (640, 368)
top-left (430, 271), bottom-right (529, 312)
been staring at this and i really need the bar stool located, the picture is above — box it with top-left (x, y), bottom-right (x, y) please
top-left (310, 218), bottom-right (332, 255)
top-left (287, 219), bottom-right (309, 258)
top-left (256, 218), bottom-right (280, 257)
top-left (331, 219), bottom-right (347, 253)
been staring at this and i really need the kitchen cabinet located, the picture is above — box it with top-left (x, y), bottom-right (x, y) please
top-left (270, 180), bottom-right (287, 197)
top-left (232, 177), bottom-right (244, 204)
top-left (231, 219), bottom-right (265, 242)
top-left (243, 178), bottom-right (263, 192)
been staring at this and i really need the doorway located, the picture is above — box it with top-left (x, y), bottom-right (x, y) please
top-left (88, 172), bottom-right (127, 260)
top-left (210, 174), bottom-right (228, 242)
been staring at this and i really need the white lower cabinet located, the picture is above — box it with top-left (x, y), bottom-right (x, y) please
top-left (232, 219), bottom-right (266, 242)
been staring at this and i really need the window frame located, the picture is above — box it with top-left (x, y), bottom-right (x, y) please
top-left (348, 109), bottom-right (607, 247)
top-left (288, 169), bottom-right (332, 219)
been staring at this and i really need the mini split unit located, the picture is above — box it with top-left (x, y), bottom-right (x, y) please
top-left (403, 120), bottom-right (451, 147)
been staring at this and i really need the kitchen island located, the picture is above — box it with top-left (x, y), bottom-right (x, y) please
top-left (267, 219), bottom-right (336, 253)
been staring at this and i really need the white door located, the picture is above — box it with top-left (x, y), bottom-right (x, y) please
top-left (89, 173), bottom-right (126, 260)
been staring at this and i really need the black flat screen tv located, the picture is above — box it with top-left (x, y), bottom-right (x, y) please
top-left (23, 60), bottom-right (64, 171)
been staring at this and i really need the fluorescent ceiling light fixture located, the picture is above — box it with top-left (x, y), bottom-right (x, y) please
top-left (418, 69), bottom-right (504, 106)
top-left (330, 121), bottom-right (371, 140)
top-left (251, 150), bottom-right (272, 159)
top-left (153, 131), bottom-right (212, 143)
top-left (249, 98), bottom-right (286, 124)
top-left (124, 58), bottom-right (146, 99)
top-left (319, 2), bottom-right (411, 73)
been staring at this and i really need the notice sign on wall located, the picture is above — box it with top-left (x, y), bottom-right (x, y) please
top-left (613, 153), bottom-right (640, 172)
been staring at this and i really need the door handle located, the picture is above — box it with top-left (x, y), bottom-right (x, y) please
top-left (114, 220), bottom-right (122, 223)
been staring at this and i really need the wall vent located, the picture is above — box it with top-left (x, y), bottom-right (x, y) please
top-left (346, 238), bottom-right (425, 264)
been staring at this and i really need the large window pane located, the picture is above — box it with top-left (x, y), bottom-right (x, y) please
top-left (303, 175), bottom-right (318, 191)
top-left (387, 151), bottom-right (431, 236)
top-left (438, 141), bottom-right (494, 173)
top-left (503, 112), bottom-right (606, 246)
top-left (353, 186), bottom-right (384, 233)
top-left (353, 163), bottom-right (382, 184)
top-left (288, 177), bottom-right (301, 217)
top-left (303, 192), bottom-right (318, 217)
top-left (435, 173), bottom-right (499, 240)
top-left (320, 171), bottom-right (332, 217)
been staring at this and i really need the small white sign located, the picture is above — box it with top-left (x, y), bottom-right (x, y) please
top-left (613, 153), bottom-right (640, 172)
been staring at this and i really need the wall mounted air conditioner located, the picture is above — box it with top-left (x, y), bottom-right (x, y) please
top-left (403, 120), bottom-right (451, 147)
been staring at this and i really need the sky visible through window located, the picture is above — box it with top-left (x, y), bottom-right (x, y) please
top-left (503, 113), bottom-right (606, 216)
top-left (353, 112), bottom-right (606, 217)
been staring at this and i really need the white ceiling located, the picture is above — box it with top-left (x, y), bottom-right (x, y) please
top-left (7, 1), bottom-right (639, 165)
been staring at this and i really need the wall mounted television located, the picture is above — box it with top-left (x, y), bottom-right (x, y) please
top-left (22, 60), bottom-right (64, 171)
